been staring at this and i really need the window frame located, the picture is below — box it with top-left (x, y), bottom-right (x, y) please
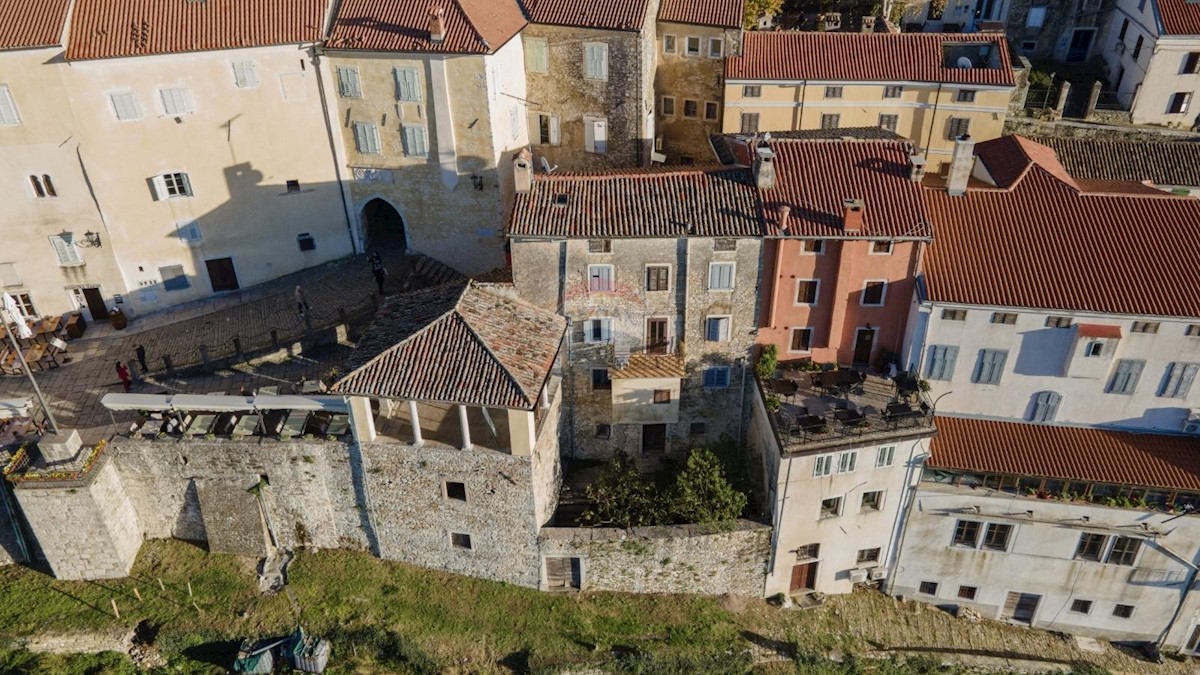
top-left (739, 112), bottom-right (759, 134)
top-left (1070, 599), bottom-right (1093, 614)
top-left (860, 280), bottom-right (887, 306)
top-left (49, 234), bottom-right (84, 267)
top-left (941, 308), bottom-right (967, 321)
top-left (1074, 532), bottom-right (1107, 562)
top-left (645, 264), bottom-right (670, 292)
top-left (802, 239), bottom-right (825, 255)
top-left (653, 389), bottom-right (671, 404)
top-left (394, 66), bottom-right (423, 101)
top-left (353, 121), bottom-right (382, 155)
top-left (981, 523), bottom-right (1013, 551)
top-left (955, 89), bottom-right (977, 103)
top-left (878, 114), bottom-right (899, 132)
top-left (860, 490), bottom-right (883, 512)
top-left (813, 454), bottom-right (833, 477)
top-left (705, 315), bottom-right (732, 342)
top-left (925, 345), bottom-right (959, 381)
top-left (1107, 359), bottom-right (1145, 395)
top-left (1160, 362), bottom-right (1199, 399)
top-left (820, 113), bottom-right (841, 130)
top-left (958, 585), bottom-right (978, 600)
top-left (836, 450), bottom-right (857, 474)
top-left (401, 124), bottom-right (429, 158)
top-left (703, 101), bottom-right (719, 121)
top-left (819, 496), bottom-right (842, 519)
top-left (743, 85), bottom-right (762, 98)
top-left (450, 532), bottom-right (473, 550)
top-left (445, 481), bottom-right (467, 501)
top-left (109, 91), bottom-right (141, 121)
top-left (159, 87), bottom-right (193, 115)
top-left (947, 117), bottom-right (971, 140)
top-left (789, 327), bottom-right (813, 353)
top-left (232, 60), bottom-right (259, 88)
top-left (952, 519), bottom-right (981, 548)
top-left (795, 278), bottom-right (819, 306)
top-left (525, 37), bottom-right (549, 74)
top-left (919, 581), bottom-right (939, 595)
top-left (336, 66), bottom-right (363, 98)
top-left (1107, 536), bottom-right (1141, 566)
top-left (587, 264), bottom-right (615, 292)
top-left (683, 98), bottom-right (700, 119)
top-left (1168, 92), bottom-right (1192, 115)
top-left (707, 262), bottom-right (735, 291)
top-left (583, 318), bottom-right (613, 344)
top-left (702, 366), bottom-right (731, 388)
top-left (883, 85), bottom-right (903, 98)
top-left (824, 85), bottom-right (844, 99)
top-left (990, 312), bottom-right (1018, 325)
top-left (870, 241), bottom-right (894, 256)
top-left (685, 36), bottom-right (702, 57)
top-left (583, 42), bottom-right (609, 80)
top-left (856, 547), bottom-right (881, 564)
top-left (972, 348), bottom-right (1008, 385)
top-left (591, 368), bottom-right (612, 391)
top-left (663, 34), bottom-right (677, 54)
top-left (707, 37), bottom-right (723, 58)
top-left (660, 95), bottom-right (676, 117)
top-left (876, 445), bottom-right (895, 468)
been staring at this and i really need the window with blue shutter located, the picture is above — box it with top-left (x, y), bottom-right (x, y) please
top-left (337, 66), bottom-right (362, 98)
top-left (925, 345), bottom-right (959, 381)
top-left (703, 367), bottom-right (731, 388)
top-left (972, 349), bottom-right (1008, 385)
top-left (1106, 359), bottom-right (1144, 395)
top-left (402, 125), bottom-right (428, 157)
top-left (1029, 391), bottom-right (1061, 422)
top-left (353, 122), bottom-right (381, 154)
top-left (1160, 362), bottom-right (1200, 398)
top-left (394, 67), bottom-right (420, 101)
top-left (583, 43), bottom-right (608, 80)
top-left (709, 262), bottom-right (734, 290)
top-left (706, 317), bottom-right (729, 342)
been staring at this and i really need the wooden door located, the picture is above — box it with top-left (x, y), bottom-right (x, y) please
top-left (641, 424), bottom-right (666, 454)
top-left (205, 257), bottom-right (240, 292)
top-left (852, 328), bottom-right (875, 365)
top-left (790, 562), bottom-right (818, 593)
top-left (646, 318), bottom-right (668, 354)
top-left (1001, 591), bottom-right (1040, 624)
top-left (80, 287), bottom-right (108, 322)
top-left (545, 556), bottom-right (581, 590)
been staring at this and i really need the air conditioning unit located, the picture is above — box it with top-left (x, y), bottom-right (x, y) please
top-left (849, 568), bottom-right (870, 583)
top-left (650, 151), bottom-right (667, 164)
top-left (1183, 409), bottom-right (1200, 434)
top-left (869, 567), bottom-right (888, 581)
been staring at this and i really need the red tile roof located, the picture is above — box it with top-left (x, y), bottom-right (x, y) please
top-left (658, 0), bottom-right (743, 28)
top-left (334, 282), bottom-right (565, 410)
top-left (66, 0), bottom-right (326, 60)
top-left (762, 139), bottom-right (933, 239)
top-left (1076, 323), bottom-right (1122, 339)
top-left (923, 136), bottom-right (1200, 317)
top-left (930, 416), bottom-right (1200, 493)
top-left (0, 0), bottom-right (70, 50)
top-left (525, 0), bottom-right (651, 31)
top-left (1158, 0), bottom-right (1200, 35)
top-left (328, 0), bottom-right (526, 54)
top-left (509, 167), bottom-right (763, 238)
top-left (726, 32), bottom-right (1015, 86)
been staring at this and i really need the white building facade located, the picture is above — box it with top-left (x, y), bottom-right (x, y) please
top-left (1099, 0), bottom-right (1200, 127)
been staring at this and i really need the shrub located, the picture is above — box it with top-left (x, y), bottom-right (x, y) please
top-left (668, 449), bottom-right (748, 525)
top-left (755, 344), bottom-right (779, 379)
top-left (580, 452), bottom-right (666, 528)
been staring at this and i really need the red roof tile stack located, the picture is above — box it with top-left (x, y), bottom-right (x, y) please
top-left (525, 0), bottom-right (651, 31)
top-left (658, 0), bottom-right (743, 28)
top-left (726, 32), bottom-right (1015, 86)
top-left (1158, 0), bottom-right (1200, 35)
top-left (328, 0), bottom-right (527, 54)
top-left (930, 416), bottom-right (1200, 492)
top-left (0, 0), bottom-right (70, 50)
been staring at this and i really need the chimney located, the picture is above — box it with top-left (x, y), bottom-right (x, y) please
top-left (907, 154), bottom-right (927, 182)
top-left (778, 205), bottom-right (791, 233)
top-left (513, 148), bottom-right (532, 194)
top-left (842, 198), bottom-right (864, 232)
top-left (946, 134), bottom-right (975, 196)
top-left (753, 145), bottom-right (776, 189)
top-left (428, 6), bottom-right (445, 43)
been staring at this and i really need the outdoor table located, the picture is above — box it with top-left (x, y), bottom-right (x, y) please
top-left (834, 408), bottom-right (868, 429)
top-left (32, 317), bottom-right (61, 343)
top-left (818, 370), bottom-right (860, 396)
top-left (796, 414), bottom-right (827, 434)
top-left (22, 344), bottom-right (47, 371)
top-left (885, 402), bottom-right (923, 426)
top-left (770, 378), bottom-right (799, 401)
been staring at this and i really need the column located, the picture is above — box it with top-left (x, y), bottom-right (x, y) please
top-left (347, 396), bottom-right (377, 443)
top-left (458, 404), bottom-right (472, 450)
top-left (407, 400), bottom-right (423, 445)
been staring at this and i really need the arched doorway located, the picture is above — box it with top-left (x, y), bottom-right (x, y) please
top-left (362, 198), bottom-right (407, 250)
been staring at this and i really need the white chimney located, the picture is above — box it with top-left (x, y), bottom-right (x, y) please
top-left (946, 134), bottom-right (975, 196)
top-left (428, 6), bottom-right (446, 43)
top-left (754, 145), bottom-right (776, 190)
top-left (513, 148), bottom-right (532, 194)
top-left (907, 154), bottom-right (927, 182)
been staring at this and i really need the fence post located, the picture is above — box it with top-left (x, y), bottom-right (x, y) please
top-left (1053, 80), bottom-right (1071, 119)
top-left (1086, 80), bottom-right (1102, 119)
top-left (199, 345), bottom-right (210, 369)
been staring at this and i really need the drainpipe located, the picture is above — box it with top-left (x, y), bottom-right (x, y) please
top-left (922, 83), bottom-right (944, 163)
top-left (766, 449), bottom-right (793, 596)
top-left (311, 45), bottom-right (359, 254)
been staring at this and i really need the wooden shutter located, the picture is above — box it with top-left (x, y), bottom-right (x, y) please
top-left (233, 61), bottom-right (259, 88)
top-left (1031, 391), bottom-right (1060, 422)
top-left (394, 67), bottom-right (419, 101)
top-left (111, 92), bottom-right (139, 120)
top-left (549, 115), bottom-right (561, 145)
top-left (354, 123), bottom-right (379, 154)
top-left (403, 126), bottom-right (428, 157)
top-left (337, 67), bottom-right (361, 97)
top-left (0, 85), bottom-right (17, 124)
top-left (592, 118), bottom-right (607, 153)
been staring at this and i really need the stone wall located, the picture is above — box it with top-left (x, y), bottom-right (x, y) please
top-left (0, 480), bottom-right (25, 565)
top-left (539, 520), bottom-right (771, 595)
top-left (20, 628), bottom-right (134, 655)
top-left (1005, 115), bottom-right (1200, 142)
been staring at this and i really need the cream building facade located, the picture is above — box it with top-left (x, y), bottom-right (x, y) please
top-left (1099, 0), bottom-right (1200, 127)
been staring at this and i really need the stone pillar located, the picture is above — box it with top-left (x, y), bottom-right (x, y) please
top-left (507, 408), bottom-right (536, 457)
top-left (540, 385), bottom-right (550, 409)
top-left (458, 404), bottom-right (472, 450)
top-left (1086, 80), bottom-right (1103, 119)
top-left (37, 429), bottom-right (81, 464)
top-left (347, 396), bottom-right (377, 443)
top-left (407, 400), bottom-right (423, 445)
top-left (1054, 81), bottom-right (1071, 119)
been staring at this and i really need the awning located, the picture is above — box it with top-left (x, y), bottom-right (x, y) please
top-left (100, 393), bottom-right (175, 411)
top-left (170, 394), bottom-right (256, 412)
top-left (1077, 323), bottom-right (1122, 339)
top-left (252, 395), bottom-right (347, 412)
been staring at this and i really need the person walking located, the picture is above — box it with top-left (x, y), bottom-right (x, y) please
top-left (115, 361), bottom-right (132, 393)
top-left (135, 344), bottom-right (148, 373)
top-left (294, 285), bottom-right (309, 317)
top-left (369, 251), bottom-right (388, 295)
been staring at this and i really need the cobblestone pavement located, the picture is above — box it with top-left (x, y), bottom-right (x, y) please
top-left (0, 252), bottom-right (463, 444)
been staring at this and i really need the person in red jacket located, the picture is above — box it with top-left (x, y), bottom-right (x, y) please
top-left (115, 361), bottom-right (131, 393)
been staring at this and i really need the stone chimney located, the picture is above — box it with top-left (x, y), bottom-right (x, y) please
top-left (946, 134), bottom-right (975, 196)
top-left (753, 145), bottom-right (776, 190)
top-left (842, 198), bottom-right (864, 232)
top-left (513, 148), bottom-right (532, 194)
top-left (907, 154), bottom-right (927, 182)
top-left (428, 6), bottom-right (445, 43)
top-left (778, 205), bottom-right (791, 233)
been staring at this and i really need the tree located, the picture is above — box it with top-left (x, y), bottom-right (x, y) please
top-left (580, 452), bottom-right (666, 528)
top-left (744, 0), bottom-right (784, 29)
top-left (668, 449), bottom-right (748, 525)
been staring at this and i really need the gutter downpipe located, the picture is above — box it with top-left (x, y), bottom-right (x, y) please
top-left (311, 44), bottom-right (359, 254)
top-left (922, 83), bottom-right (944, 162)
top-left (765, 445), bottom-right (793, 596)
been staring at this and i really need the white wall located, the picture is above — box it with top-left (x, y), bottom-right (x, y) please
top-left (1100, 0), bottom-right (1200, 126)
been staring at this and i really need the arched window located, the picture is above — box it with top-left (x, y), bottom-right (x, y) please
top-left (28, 175), bottom-right (44, 198)
top-left (1030, 391), bottom-right (1062, 423)
top-left (42, 174), bottom-right (56, 197)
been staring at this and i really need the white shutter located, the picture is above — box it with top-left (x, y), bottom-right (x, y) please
top-left (394, 67), bottom-right (420, 101)
top-left (528, 113), bottom-right (541, 144)
top-left (584, 118), bottom-right (596, 153)
top-left (110, 92), bottom-right (140, 120)
top-left (592, 118), bottom-right (607, 154)
top-left (232, 61), bottom-right (259, 88)
top-left (50, 234), bottom-right (82, 266)
top-left (0, 85), bottom-right (19, 125)
top-left (549, 115), bottom-right (561, 146)
top-left (150, 174), bottom-right (168, 201)
top-left (0, 263), bottom-right (20, 286)
top-left (160, 88), bottom-right (191, 115)
top-left (354, 122), bottom-right (380, 154)
top-left (337, 67), bottom-right (362, 98)
top-left (403, 126), bottom-right (428, 157)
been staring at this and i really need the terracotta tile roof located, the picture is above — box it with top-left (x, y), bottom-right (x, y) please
top-left (762, 139), bottom-right (933, 239)
top-left (922, 136), bottom-right (1200, 317)
top-left (930, 416), bottom-right (1200, 492)
top-left (328, 0), bottom-right (526, 54)
top-left (1034, 137), bottom-right (1200, 188)
top-left (525, 0), bottom-right (651, 31)
top-left (726, 32), bottom-right (1015, 86)
top-left (1076, 323), bottom-right (1122, 339)
top-left (508, 168), bottom-right (763, 238)
top-left (1158, 0), bottom-right (1200, 35)
top-left (611, 353), bottom-right (686, 379)
top-left (974, 134), bottom-right (1078, 190)
top-left (0, 0), bottom-right (70, 50)
top-left (658, 0), bottom-right (742, 28)
top-left (66, 0), bottom-right (326, 60)
top-left (334, 282), bottom-right (566, 410)
top-left (1074, 178), bottom-right (1170, 196)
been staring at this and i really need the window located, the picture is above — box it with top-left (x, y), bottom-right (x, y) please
top-left (525, 38), bottom-right (549, 73)
top-left (1188, 325), bottom-right (1200, 337)
top-left (402, 125), bottom-right (429, 157)
top-left (336, 66), bottom-right (362, 97)
top-left (878, 114), bottom-right (899, 132)
top-left (925, 345), bottom-right (959, 381)
top-left (708, 37), bottom-right (723, 57)
top-left (1029, 391), bottom-right (1061, 423)
top-left (705, 316), bottom-right (731, 342)
top-left (1133, 35), bottom-right (1144, 60)
top-left (159, 265), bottom-right (189, 291)
top-left (1168, 92), bottom-right (1192, 115)
top-left (685, 36), bottom-right (701, 56)
top-left (1118, 18), bottom-right (1130, 41)
top-left (683, 99), bottom-right (699, 118)
top-left (1108, 536), bottom-right (1140, 565)
top-left (861, 491), bottom-right (882, 511)
top-left (796, 543), bottom-right (820, 560)
top-left (532, 113), bottom-right (561, 145)
top-left (836, 451), bottom-right (857, 474)
top-left (591, 368), bottom-right (612, 391)
top-left (584, 116), bottom-right (607, 154)
top-left (445, 481), bottom-right (467, 501)
top-left (663, 34), bottom-right (677, 54)
top-left (861, 281), bottom-right (886, 306)
top-left (956, 89), bottom-right (977, 103)
top-left (1021, 40), bottom-right (1038, 52)
top-left (820, 114), bottom-right (840, 130)
top-left (175, 220), bottom-right (202, 243)
top-left (942, 308), bottom-right (967, 321)
top-left (690, 422), bottom-right (706, 435)
top-left (982, 523), bottom-right (1012, 551)
top-left (49, 234), bottom-right (83, 266)
top-left (279, 72), bottom-right (307, 102)
top-left (813, 455), bottom-right (832, 477)
top-left (958, 585), bottom-right (978, 600)
top-left (152, 172), bottom-right (192, 199)
top-left (795, 279), bottom-right (819, 305)
top-left (645, 265), bottom-right (669, 291)
top-left (583, 43), bottom-right (608, 80)
top-left (708, 262), bottom-right (734, 290)
top-left (820, 496), bottom-right (842, 518)
top-left (11, 292), bottom-right (34, 317)
top-left (394, 67), bottom-right (421, 101)
top-left (1185, 52), bottom-right (1200, 74)
top-left (990, 312), bottom-right (1017, 325)
top-left (297, 233), bottom-right (316, 252)
top-left (790, 328), bottom-right (813, 352)
top-left (353, 122), bottom-right (381, 154)
top-left (1160, 362), bottom-right (1199, 398)
top-left (584, 318), bottom-right (612, 343)
top-left (871, 241), bottom-right (893, 255)
top-left (660, 96), bottom-right (676, 116)
top-left (1026, 5), bottom-right (1046, 27)
top-left (159, 87), bottom-right (192, 115)
top-left (824, 86), bottom-right (843, 99)
top-left (283, 179), bottom-right (302, 194)
top-left (1070, 599), bottom-right (1092, 614)
top-left (653, 389), bottom-right (671, 404)
top-left (947, 117), bottom-right (970, 140)
top-left (232, 61), bottom-right (259, 88)
top-left (1113, 604), bottom-right (1134, 619)
top-left (587, 239), bottom-right (611, 254)
top-left (972, 349), bottom-right (1008, 385)
top-left (743, 85), bottom-right (762, 98)
top-left (856, 547), bottom-right (881, 564)
top-left (802, 240), bottom-right (824, 254)
top-left (883, 85), bottom-right (903, 98)
top-left (876, 445), bottom-right (895, 468)
top-left (1075, 533), bottom-right (1106, 561)
top-left (0, 85), bottom-right (19, 125)
top-left (595, 423), bottom-right (611, 439)
top-left (952, 520), bottom-right (981, 547)
top-left (450, 532), bottom-right (472, 550)
top-left (588, 264), bottom-right (614, 292)
top-left (1045, 315), bottom-right (1072, 328)
top-left (704, 102), bottom-right (719, 121)
top-left (109, 92), bottom-right (140, 121)
top-left (1131, 321), bottom-right (1159, 334)
top-left (29, 175), bottom-right (56, 198)
top-left (919, 581), bottom-right (938, 595)
top-left (703, 366), bottom-right (730, 388)
top-left (1084, 341), bottom-right (1103, 357)
top-left (740, 112), bottom-right (759, 134)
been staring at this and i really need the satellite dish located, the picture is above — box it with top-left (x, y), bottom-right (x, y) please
top-left (956, 56), bottom-right (973, 68)
top-left (539, 156), bottom-right (558, 174)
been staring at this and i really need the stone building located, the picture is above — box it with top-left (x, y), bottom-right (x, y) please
top-left (508, 155), bottom-right (764, 460)
top-left (1097, 0), bottom-right (1200, 127)
top-left (322, 0), bottom-right (530, 274)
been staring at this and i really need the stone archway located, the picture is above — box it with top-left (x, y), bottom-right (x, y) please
top-left (362, 198), bottom-right (407, 251)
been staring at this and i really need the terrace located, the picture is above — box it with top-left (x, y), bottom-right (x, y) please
top-left (100, 393), bottom-right (353, 443)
